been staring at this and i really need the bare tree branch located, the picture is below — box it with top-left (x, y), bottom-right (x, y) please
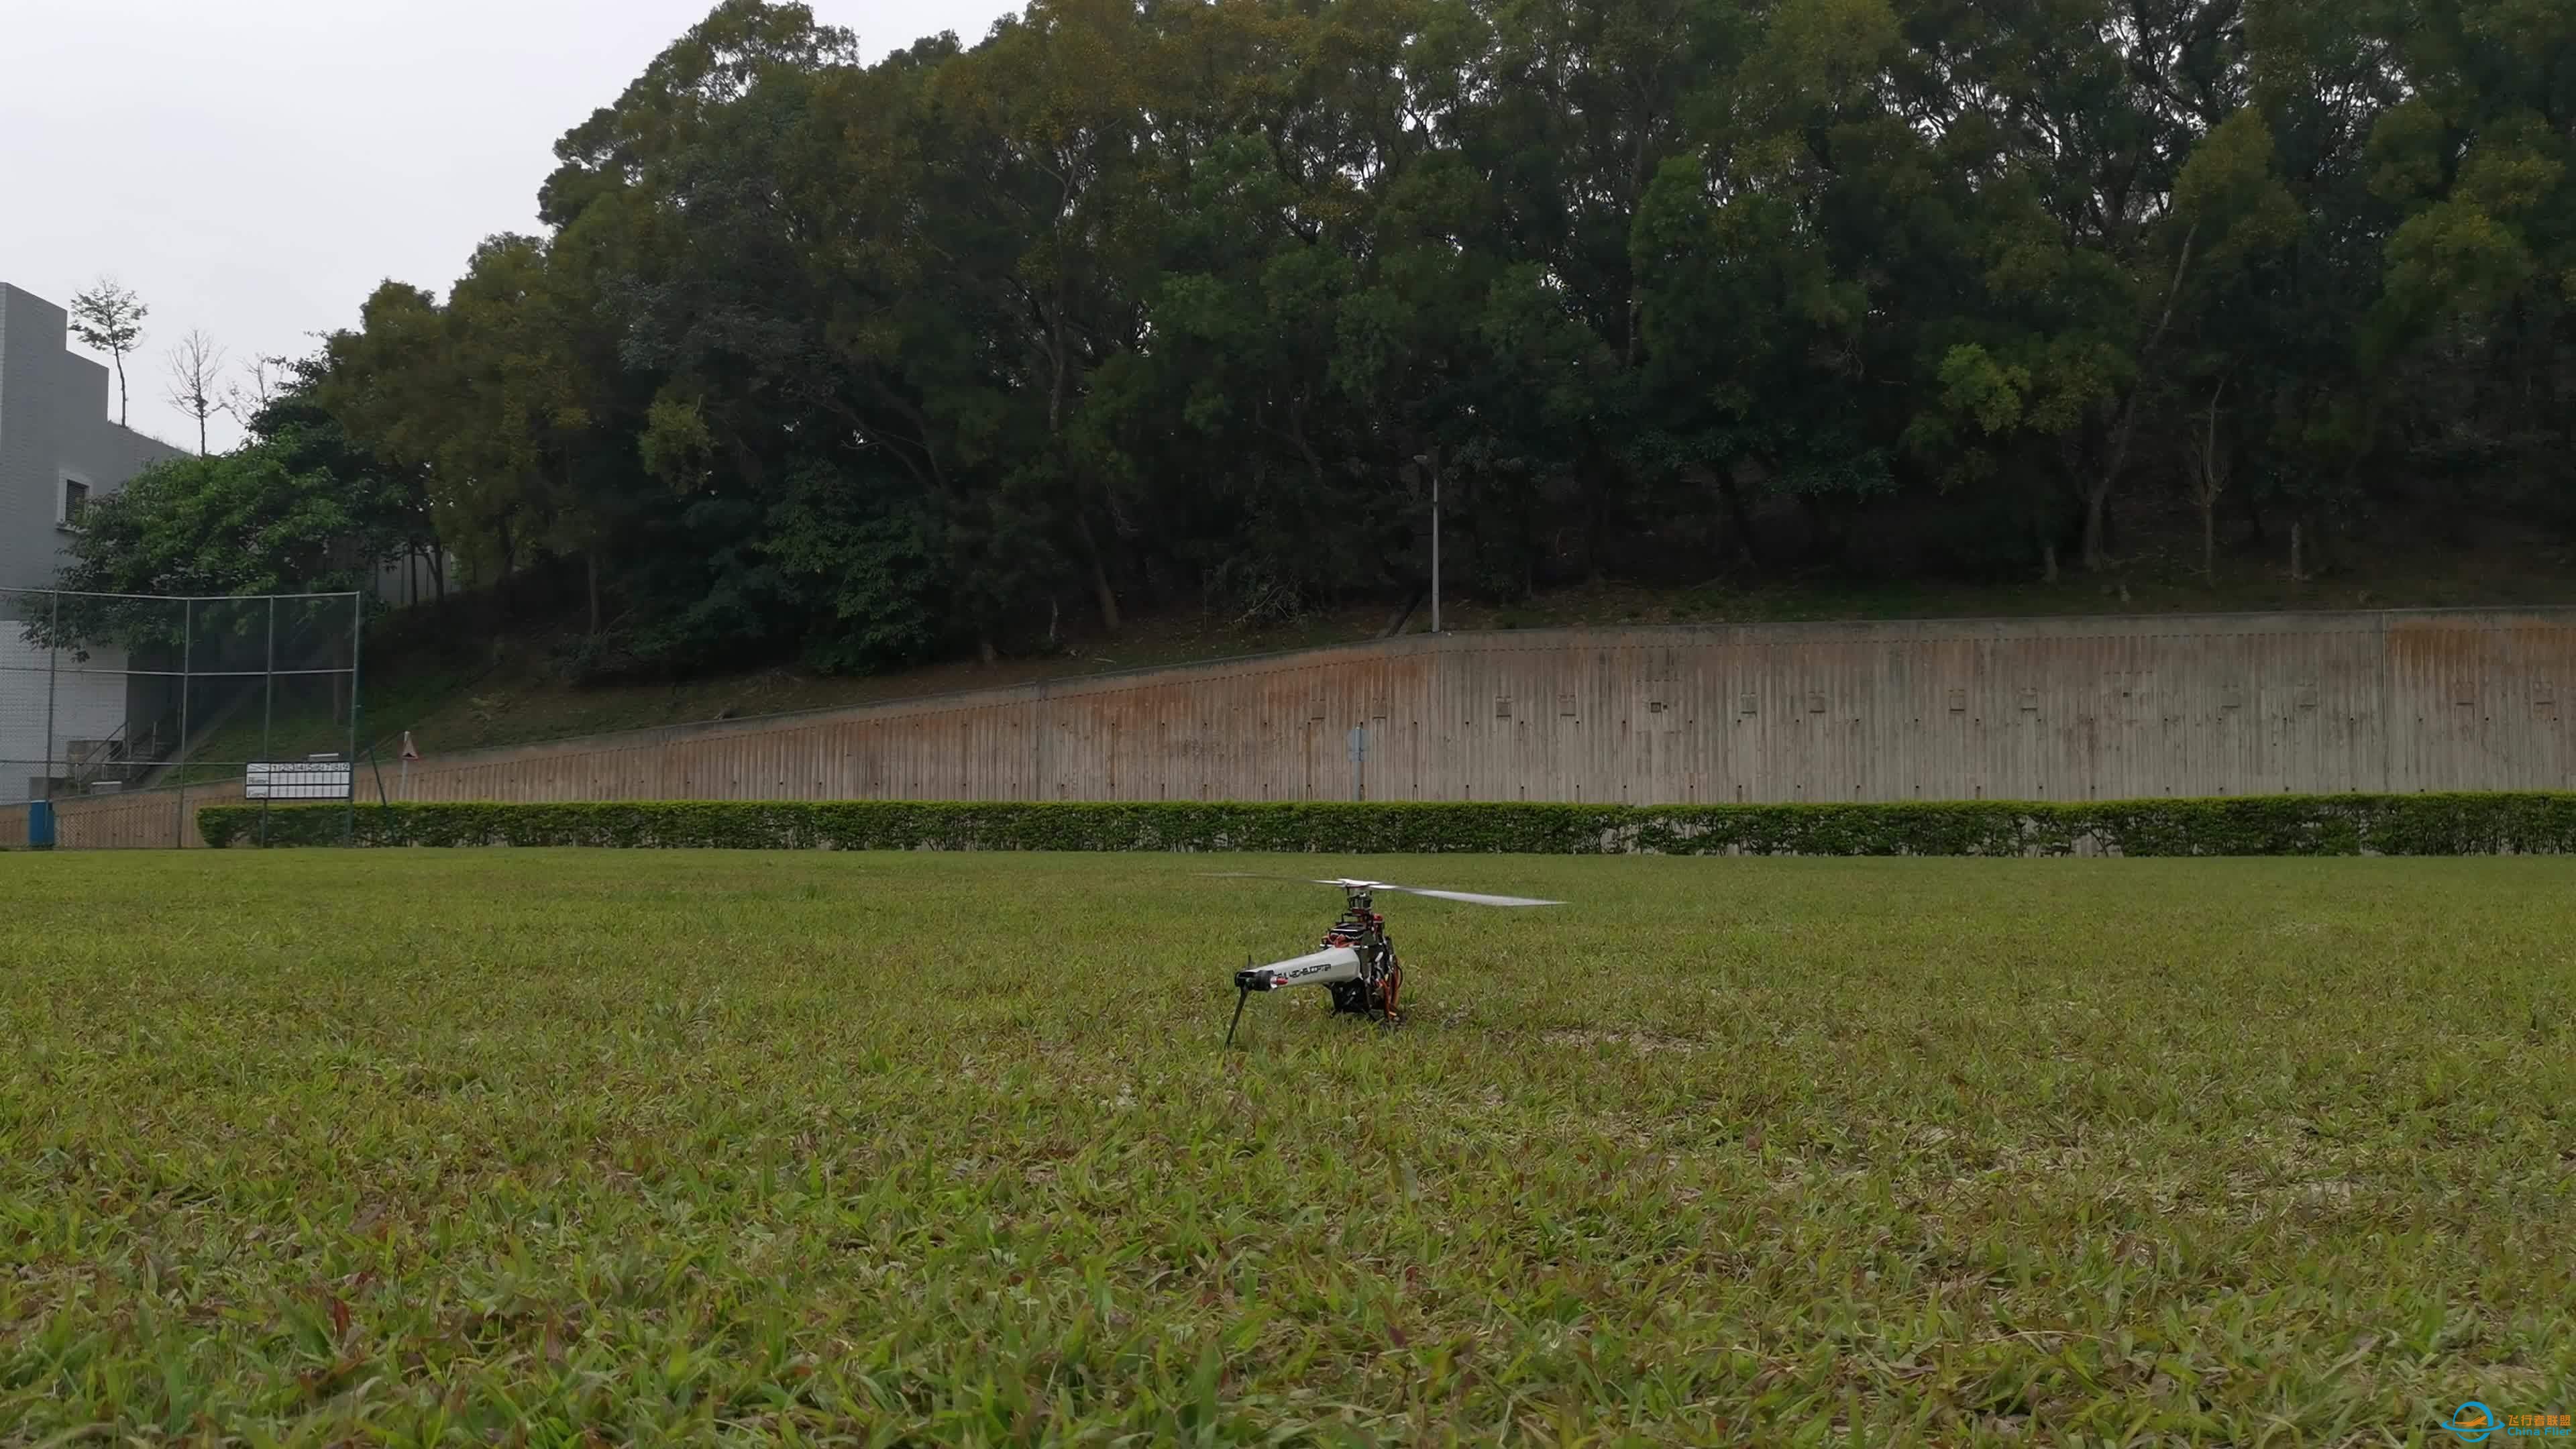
top-left (164, 329), bottom-right (228, 457)
top-left (222, 354), bottom-right (290, 429)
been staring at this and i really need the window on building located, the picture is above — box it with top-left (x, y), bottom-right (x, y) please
top-left (62, 478), bottom-right (89, 527)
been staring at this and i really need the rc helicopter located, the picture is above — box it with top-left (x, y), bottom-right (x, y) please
top-left (1205, 875), bottom-right (1564, 1046)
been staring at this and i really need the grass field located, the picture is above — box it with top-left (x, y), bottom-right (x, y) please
top-left (3, 851), bottom-right (2571, 1444)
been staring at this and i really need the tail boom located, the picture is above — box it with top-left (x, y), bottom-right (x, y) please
top-left (1234, 945), bottom-right (1364, 992)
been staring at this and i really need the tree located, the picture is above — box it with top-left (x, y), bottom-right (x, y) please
top-left (50, 448), bottom-right (372, 597)
top-left (29, 346), bottom-right (436, 670)
top-left (223, 354), bottom-right (290, 425)
top-left (25, 437), bottom-right (407, 682)
top-left (248, 350), bottom-right (443, 602)
top-left (68, 278), bottom-right (148, 427)
top-left (295, 0), bottom-right (2576, 680)
top-left (164, 329), bottom-right (227, 455)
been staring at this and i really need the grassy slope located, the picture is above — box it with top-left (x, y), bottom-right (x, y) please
top-left (3, 850), bottom-right (2570, 1442)
top-left (172, 538), bottom-right (2576, 781)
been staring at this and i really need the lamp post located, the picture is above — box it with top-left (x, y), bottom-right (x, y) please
top-left (1413, 449), bottom-right (1440, 634)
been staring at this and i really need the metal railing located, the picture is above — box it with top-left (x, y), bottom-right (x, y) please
top-left (4, 587), bottom-right (366, 841)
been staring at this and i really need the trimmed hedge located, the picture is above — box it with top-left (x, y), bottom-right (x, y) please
top-left (198, 793), bottom-right (2576, 855)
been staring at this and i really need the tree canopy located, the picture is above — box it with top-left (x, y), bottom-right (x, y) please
top-left (35, 358), bottom-right (435, 657)
top-left (298, 0), bottom-right (2573, 678)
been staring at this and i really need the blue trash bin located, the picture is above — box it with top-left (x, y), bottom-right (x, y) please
top-left (28, 800), bottom-right (56, 850)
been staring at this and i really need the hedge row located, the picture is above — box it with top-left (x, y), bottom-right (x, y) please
top-left (197, 794), bottom-right (2576, 855)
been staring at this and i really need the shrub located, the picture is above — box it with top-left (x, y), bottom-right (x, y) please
top-left (197, 794), bottom-right (2576, 855)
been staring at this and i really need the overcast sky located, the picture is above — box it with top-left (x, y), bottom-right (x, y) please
top-left (1, 0), bottom-right (1018, 454)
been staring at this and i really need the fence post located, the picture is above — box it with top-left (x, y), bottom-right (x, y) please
top-left (176, 598), bottom-right (193, 849)
top-left (345, 591), bottom-right (362, 847)
top-left (261, 596), bottom-right (275, 847)
top-left (42, 592), bottom-right (59, 810)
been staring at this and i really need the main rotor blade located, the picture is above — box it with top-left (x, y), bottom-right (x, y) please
top-left (1199, 871), bottom-right (1564, 907)
top-left (1374, 883), bottom-right (1564, 908)
top-left (1309, 879), bottom-right (1565, 908)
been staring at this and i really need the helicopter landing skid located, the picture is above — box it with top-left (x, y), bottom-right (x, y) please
top-left (1225, 967), bottom-right (1403, 1048)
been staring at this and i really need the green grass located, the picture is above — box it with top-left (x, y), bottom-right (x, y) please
top-left (3, 851), bottom-right (2570, 1444)
top-left (160, 659), bottom-right (479, 788)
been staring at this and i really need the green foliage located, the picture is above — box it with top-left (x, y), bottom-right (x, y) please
top-left (32, 349), bottom-right (434, 657)
top-left (52, 451), bottom-right (356, 597)
top-left (292, 0), bottom-right (2575, 671)
top-left (2174, 111), bottom-right (2304, 268)
top-left (764, 466), bottom-right (944, 674)
top-left (637, 394), bottom-right (715, 491)
top-left (66, 278), bottom-right (148, 426)
top-left (203, 792), bottom-right (2576, 856)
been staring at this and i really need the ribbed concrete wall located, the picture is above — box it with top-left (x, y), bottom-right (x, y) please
top-left (22, 607), bottom-right (2576, 847)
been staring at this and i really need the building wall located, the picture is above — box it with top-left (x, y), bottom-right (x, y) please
top-left (24, 606), bottom-right (2576, 847)
top-left (0, 282), bottom-right (184, 598)
top-left (0, 282), bottom-right (187, 806)
top-left (0, 635), bottom-right (130, 804)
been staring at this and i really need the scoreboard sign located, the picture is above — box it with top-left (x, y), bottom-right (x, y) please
top-left (246, 758), bottom-right (354, 802)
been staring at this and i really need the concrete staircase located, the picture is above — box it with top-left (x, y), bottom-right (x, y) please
top-left (32, 723), bottom-right (175, 799)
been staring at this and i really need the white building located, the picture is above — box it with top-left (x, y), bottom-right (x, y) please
top-left (1, 281), bottom-right (185, 802)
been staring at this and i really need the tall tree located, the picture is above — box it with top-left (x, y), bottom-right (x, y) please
top-left (300, 0), bottom-right (2576, 680)
top-left (164, 329), bottom-right (227, 456)
top-left (68, 278), bottom-right (148, 427)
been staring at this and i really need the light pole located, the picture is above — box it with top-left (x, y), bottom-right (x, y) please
top-left (1414, 449), bottom-right (1440, 634)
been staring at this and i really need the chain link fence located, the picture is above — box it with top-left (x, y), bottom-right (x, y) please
top-left (2, 587), bottom-right (366, 846)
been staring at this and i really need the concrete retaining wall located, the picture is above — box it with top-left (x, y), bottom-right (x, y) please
top-left (25, 608), bottom-right (2576, 847)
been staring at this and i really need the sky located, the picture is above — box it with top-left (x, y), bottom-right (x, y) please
top-left (0, 0), bottom-right (1018, 455)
